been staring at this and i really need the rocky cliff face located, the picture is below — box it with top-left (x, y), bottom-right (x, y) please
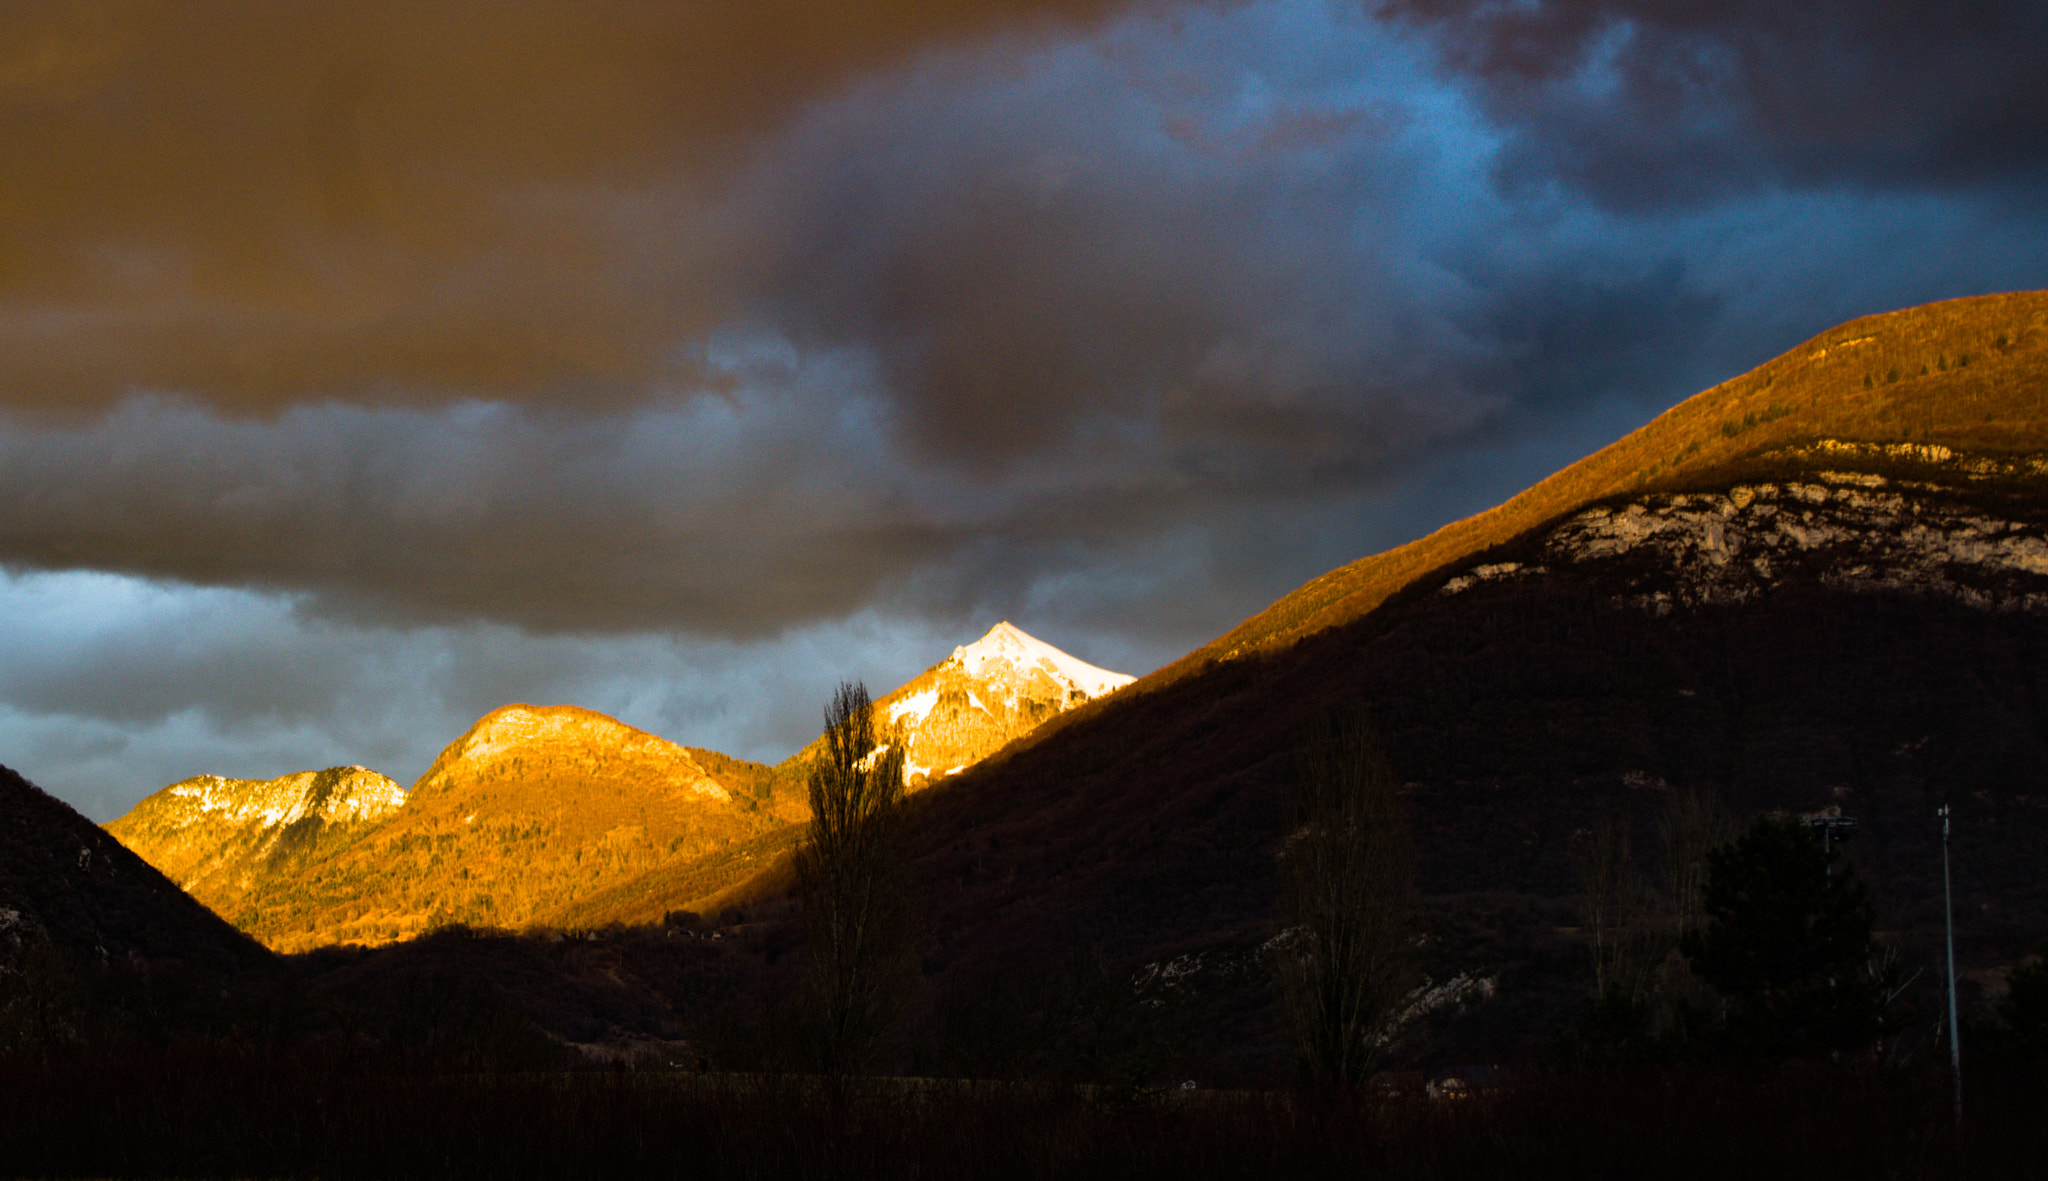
top-left (875, 622), bottom-right (1135, 786)
top-left (1440, 443), bottom-right (2048, 616)
top-left (106, 766), bottom-right (405, 898)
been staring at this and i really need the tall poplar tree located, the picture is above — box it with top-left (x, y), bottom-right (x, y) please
top-left (795, 681), bottom-right (910, 1075)
top-left (1280, 719), bottom-right (1415, 1094)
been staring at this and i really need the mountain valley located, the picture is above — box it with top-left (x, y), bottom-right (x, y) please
top-left (22, 291), bottom-right (2048, 1079)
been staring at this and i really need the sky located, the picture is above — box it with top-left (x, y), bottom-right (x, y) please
top-left (3, 0), bottom-right (2045, 821)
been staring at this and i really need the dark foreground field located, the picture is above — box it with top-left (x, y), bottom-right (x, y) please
top-left (2, 1050), bottom-right (2041, 1179)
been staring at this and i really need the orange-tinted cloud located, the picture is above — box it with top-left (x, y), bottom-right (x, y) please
top-left (0, 0), bottom-right (1139, 412)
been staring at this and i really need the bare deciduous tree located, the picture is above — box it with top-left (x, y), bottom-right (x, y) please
top-left (1574, 817), bottom-right (1656, 1001)
top-left (1279, 719), bottom-right (1415, 1095)
top-left (795, 681), bottom-right (910, 1075)
top-left (1658, 785), bottom-right (1731, 941)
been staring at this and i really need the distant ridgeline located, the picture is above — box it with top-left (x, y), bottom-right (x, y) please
top-left (104, 624), bottom-right (1133, 953)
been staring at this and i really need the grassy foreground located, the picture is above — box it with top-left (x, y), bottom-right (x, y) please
top-left (2, 1049), bottom-right (2041, 1179)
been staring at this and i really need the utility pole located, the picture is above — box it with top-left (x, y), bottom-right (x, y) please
top-left (1940, 804), bottom-right (1962, 1129)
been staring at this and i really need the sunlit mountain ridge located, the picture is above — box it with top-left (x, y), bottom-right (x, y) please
top-left (1166, 290), bottom-right (2048, 677)
top-left (105, 766), bottom-right (404, 906)
top-left (792, 621), bottom-right (1134, 787)
top-left (104, 626), bottom-right (1132, 951)
top-left (108, 705), bottom-right (791, 952)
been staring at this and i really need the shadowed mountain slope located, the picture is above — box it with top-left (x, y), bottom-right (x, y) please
top-left (692, 293), bottom-right (2048, 1079)
top-left (556, 294), bottom-right (2048, 958)
top-left (1, 763), bottom-right (275, 979)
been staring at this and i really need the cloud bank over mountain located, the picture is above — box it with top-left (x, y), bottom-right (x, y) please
top-left (2, 0), bottom-right (2044, 816)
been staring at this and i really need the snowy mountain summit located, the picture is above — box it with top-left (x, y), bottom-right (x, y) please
top-left (947, 621), bottom-right (1133, 701)
top-left (881, 622), bottom-right (1134, 785)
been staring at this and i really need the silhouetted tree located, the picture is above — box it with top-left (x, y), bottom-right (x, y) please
top-left (795, 681), bottom-right (910, 1075)
top-left (1279, 719), bottom-right (1415, 1095)
top-left (1680, 816), bottom-right (1881, 1058)
top-left (1561, 787), bottom-right (1734, 1064)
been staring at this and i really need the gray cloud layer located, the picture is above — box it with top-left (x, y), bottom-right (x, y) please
top-left (4, 2), bottom-right (1527, 638)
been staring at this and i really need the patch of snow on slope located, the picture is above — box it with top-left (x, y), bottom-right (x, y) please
top-left (164, 767), bottom-right (404, 829)
top-left (460, 706), bottom-right (587, 763)
top-left (889, 686), bottom-right (942, 726)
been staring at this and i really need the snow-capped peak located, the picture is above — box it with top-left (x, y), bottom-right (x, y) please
top-left (948, 621), bottom-right (1133, 700)
top-left (827, 623), bottom-right (1136, 790)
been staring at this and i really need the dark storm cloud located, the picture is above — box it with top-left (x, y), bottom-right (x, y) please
top-left (735, 18), bottom-right (1494, 478)
top-left (1456, 255), bottom-right (1725, 415)
top-left (1380, 0), bottom-right (2048, 209)
top-left (0, 3), bottom-right (1527, 639)
top-left (0, 0), bottom-right (1499, 492)
top-left (0, 0), bottom-right (1141, 411)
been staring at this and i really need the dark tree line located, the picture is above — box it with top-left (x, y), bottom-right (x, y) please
top-left (1562, 806), bottom-right (1921, 1065)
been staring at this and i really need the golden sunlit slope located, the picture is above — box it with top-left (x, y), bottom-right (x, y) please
top-left (536, 822), bottom-right (809, 929)
top-left (1159, 290), bottom-right (2048, 680)
top-left (106, 766), bottom-right (403, 907)
top-left (202, 705), bottom-right (797, 953)
top-left (546, 624), bottom-right (1134, 928)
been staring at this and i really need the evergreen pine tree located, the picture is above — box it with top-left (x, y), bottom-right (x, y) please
top-left (1680, 817), bottom-right (1881, 1057)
